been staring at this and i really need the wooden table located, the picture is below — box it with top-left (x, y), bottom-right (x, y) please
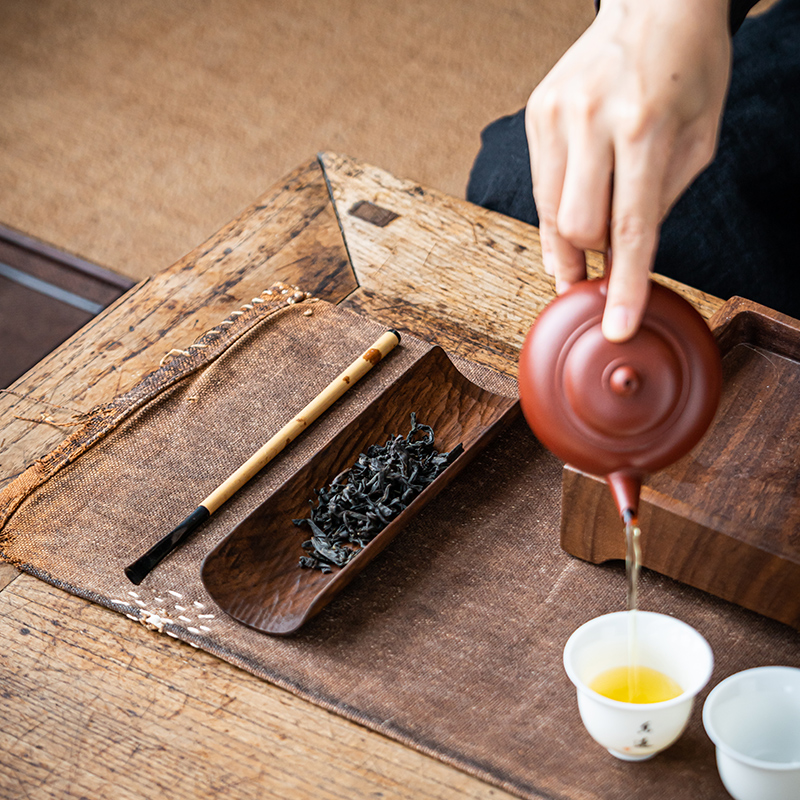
top-left (0, 154), bottom-right (723, 799)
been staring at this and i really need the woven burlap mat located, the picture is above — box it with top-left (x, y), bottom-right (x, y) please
top-left (1, 291), bottom-right (797, 800)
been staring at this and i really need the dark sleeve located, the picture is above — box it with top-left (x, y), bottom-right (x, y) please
top-left (729, 0), bottom-right (764, 32)
top-left (593, 1), bottom-right (762, 34)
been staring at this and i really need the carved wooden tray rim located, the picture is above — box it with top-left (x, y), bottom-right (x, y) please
top-left (609, 297), bottom-right (800, 559)
top-left (685, 297), bottom-right (800, 558)
top-left (200, 345), bottom-right (520, 635)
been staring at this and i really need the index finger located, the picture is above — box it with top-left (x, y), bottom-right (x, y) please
top-left (601, 143), bottom-right (666, 342)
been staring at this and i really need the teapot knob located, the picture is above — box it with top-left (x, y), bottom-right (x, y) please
top-left (609, 365), bottom-right (640, 396)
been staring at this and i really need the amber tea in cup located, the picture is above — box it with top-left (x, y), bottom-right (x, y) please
top-left (590, 664), bottom-right (683, 704)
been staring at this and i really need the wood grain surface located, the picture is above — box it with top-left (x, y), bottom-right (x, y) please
top-left (0, 158), bottom-right (354, 494)
top-left (0, 572), bottom-right (516, 800)
top-left (320, 152), bottom-right (723, 378)
top-left (0, 154), bottom-right (726, 800)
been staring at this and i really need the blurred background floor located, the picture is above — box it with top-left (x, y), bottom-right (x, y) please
top-left (0, 0), bottom-right (594, 283)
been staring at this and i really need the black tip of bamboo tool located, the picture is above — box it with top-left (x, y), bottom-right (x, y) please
top-left (388, 329), bottom-right (401, 342)
top-left (124, 506), bottom-right (211, 584)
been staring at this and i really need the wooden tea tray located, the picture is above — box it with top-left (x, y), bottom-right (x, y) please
top-left (561, 297), bottom-right (800, 628)
top-left (201, 346), bottom-right (519, 635)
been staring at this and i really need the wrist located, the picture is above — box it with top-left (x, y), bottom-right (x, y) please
top-left (595, 0), bottom-right (745, 35)
top-left (594, 0), bottom-right (731, 54)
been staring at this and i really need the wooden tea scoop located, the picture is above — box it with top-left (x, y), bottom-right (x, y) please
top-left (124, 329), bottom-right (401, 584)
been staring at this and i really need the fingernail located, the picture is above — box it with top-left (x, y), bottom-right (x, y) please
top-left (603, 306), bottom-right (630, 342)
top-left (555, 277), bottom-right (571, 294)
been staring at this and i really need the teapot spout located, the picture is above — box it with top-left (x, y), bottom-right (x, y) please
top-left (606, 470), bottom-right (642, 523)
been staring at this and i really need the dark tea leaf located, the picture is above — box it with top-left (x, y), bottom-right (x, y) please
top-left (294, 413), bottom-right (463, 571)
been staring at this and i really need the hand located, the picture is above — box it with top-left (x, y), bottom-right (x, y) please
top-left (526, 0), bottom-right (732, 341)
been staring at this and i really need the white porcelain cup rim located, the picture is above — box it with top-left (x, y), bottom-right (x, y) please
top-left (703, 665), bottom-right (800, 771)
top-left (563, 610), bottom-right (714, 708)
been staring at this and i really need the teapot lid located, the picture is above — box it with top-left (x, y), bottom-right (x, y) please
top-left (518, 277), bottom-right (722, 515)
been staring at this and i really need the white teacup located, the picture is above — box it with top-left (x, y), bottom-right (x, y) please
top-left (563, 611), bottom-right (714, 761)
top-left (703, 666), bottom-right (800, 800)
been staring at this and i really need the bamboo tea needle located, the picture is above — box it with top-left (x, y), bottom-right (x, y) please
top-left (124, 329), bottom-right (401, 584)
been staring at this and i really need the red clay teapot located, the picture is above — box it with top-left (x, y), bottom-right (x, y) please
top-left (518, 275), bottom-right (722, 522)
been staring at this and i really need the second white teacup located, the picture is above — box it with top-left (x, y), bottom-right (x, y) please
top-left (703, 666), bottom-right (800, 800)
top-left (563, 610), bottom-right (714, 761)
